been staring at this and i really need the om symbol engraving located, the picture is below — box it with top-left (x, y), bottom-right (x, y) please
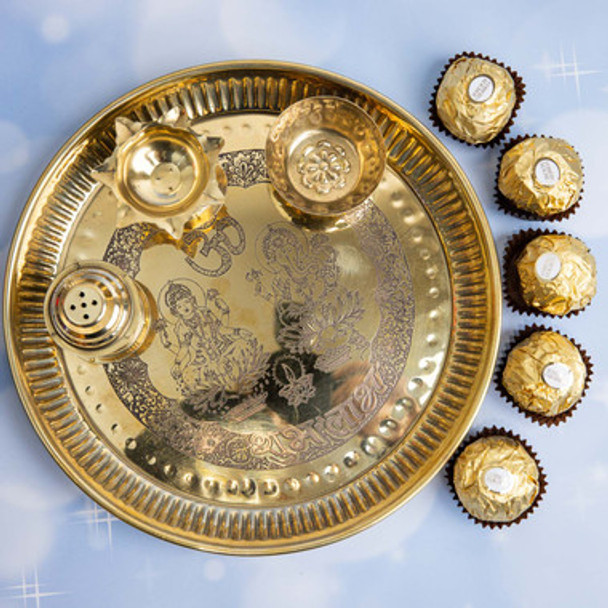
top-left (186, 216), bottom-right (246, 277)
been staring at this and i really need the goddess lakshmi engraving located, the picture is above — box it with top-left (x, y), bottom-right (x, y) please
top-left (156, 280), bottom-right (269, 418)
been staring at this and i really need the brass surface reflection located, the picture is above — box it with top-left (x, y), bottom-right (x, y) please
top-left (63, 114), bottom-right (451, 507)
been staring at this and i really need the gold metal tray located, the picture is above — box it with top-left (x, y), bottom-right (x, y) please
top-left (4, 61), bottom-right (501, 554)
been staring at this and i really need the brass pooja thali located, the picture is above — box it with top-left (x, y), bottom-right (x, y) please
top-left (4, 61), bottom-right (501, 553)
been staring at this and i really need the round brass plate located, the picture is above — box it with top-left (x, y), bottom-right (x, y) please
top-left (4, 61), bottom-right (501, 554)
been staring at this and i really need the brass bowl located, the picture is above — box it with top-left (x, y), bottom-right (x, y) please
top-left (116, 125), bottom-right (209, 216)
top-left (266, 96), bottom-right (386, 216)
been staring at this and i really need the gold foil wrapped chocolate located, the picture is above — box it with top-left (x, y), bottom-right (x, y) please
top-left (502, 330), bottom-right (587, 418)
top-left (498, 137), bottom-right (583, 218)
top-left (515, 233), bottom-right (597, 316)
top-left (452, 434), bottom-right (541, 524)
top-left (434, 56), bottom-right (519, 144)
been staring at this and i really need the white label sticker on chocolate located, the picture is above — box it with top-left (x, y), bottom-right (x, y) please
top-left (542, 362), bottom-right (574, 391)
top-left (535, 252), bottom-right (562, 281)
top-left (483, 467), bottom-right (515, 494)
top-left (468, 75), bottom-right (495, 102)
top-left (534, 158), bottom-right (561, 187)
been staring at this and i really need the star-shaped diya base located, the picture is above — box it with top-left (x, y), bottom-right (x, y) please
top-left (92, 107), bottom-right (226, 239)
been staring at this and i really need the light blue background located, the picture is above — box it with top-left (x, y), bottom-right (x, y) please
top-left (1, 1), bottom-right (607, 606)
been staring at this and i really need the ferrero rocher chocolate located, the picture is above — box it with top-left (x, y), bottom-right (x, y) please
top-left (453, 434), bottom-right (540, 524)
top-left (516, 234), bottom-right (596, 316)
top-left (502, 331), bottom-right (587, 418)
top-left (435, 56), bottom-right (518, 144)
top-left (498, 137), bottom-right (583, 218)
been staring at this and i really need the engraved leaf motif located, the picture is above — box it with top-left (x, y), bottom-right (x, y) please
top-left (232, 343), bottom-right (270, 393)
top-left (276, 300), bottom-right (307, 354)
top-left (302, 290), bottom-right (365, 346)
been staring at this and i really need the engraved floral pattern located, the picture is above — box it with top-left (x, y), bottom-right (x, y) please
top-left (278, 369), bottom-right (316, 410)
top-left (296, 139), bottom-right (351, 195)
top-left (247, 224), bottom-right (368, 375)
top-left (104, 177), bottom-right (414, 469)
top-left (220, 150), bottom-right (269, 188)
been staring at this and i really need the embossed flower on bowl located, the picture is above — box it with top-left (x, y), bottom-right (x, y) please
top-left (296, 139), bottom-right (351, 195)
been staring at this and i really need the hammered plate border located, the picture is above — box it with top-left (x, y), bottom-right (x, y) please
top-left (4, 61), bottom-right (501, 554)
